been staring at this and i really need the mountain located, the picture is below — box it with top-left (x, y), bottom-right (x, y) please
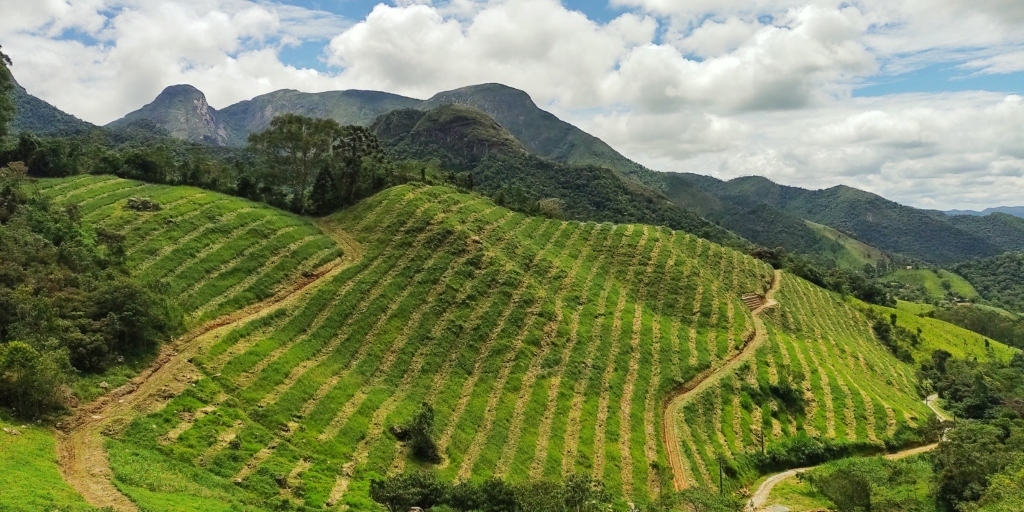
top-left (372, 104), bottom-right (744, 246)
top-left (666, 173), bottom-right (1024, 264)
top-left (418, 83), bottom-right (652, 182)
top-left (947, 206), bottom-right (1024, 218)
top-left (106, 84), bottom-right (230, 145)
top-left (10, 76), bottom-right (95, 135)
top-left (107, 82), bottom-right (651, 185)
top-left (217, 88), bottom-right (419, 145)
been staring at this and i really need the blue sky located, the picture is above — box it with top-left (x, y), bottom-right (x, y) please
top-left (1, 0), bottom-right (1023, 209)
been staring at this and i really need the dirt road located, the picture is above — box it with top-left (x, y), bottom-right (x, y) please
top-left (663, 270), bottom-right (782, 491)
top-left (55, 221), bottom-right (363, 511)
top-left (745, 395), bottom-right (950, 510)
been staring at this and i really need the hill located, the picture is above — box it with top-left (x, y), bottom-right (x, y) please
top-left (10, 76), bottom-right (95, 136)
top-left (418, 83), bottom-right (651, 182)
top-left (8, 178), bottom-right (970, 512)
top-left (371, 105), bottom-right (744, 247)
top-left (953, 252), bottom-right (1024, 314)
top-left (33, 175), bottom-right (344, 327)
top-left (804, 221), bottom-right (889, 269)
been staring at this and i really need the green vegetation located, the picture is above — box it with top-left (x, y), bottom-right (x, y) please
top-left (882, 268), bottom-right (980, 304)
top-left (33, 175), bottom-right (342, 326)
top-left (805, 221), bottom-right (890, 269)
top-left (0, 45), bottom-right (13, 141)
top-left (0, 413), bottom-right (94, 511)
top-left (83, 183), bottom-right (774, 510)
top-left (930, 305), bottom-right (1024, 351)
top-left (862, 302), bottom-right (1016, 364)
top-left (372, 105), bottom-right (743, 247)
top-left (803, 456), bottom-right (936, 512)
top-left (673, 275), bottom-right (933, 492)
top-left (954, 252), bottom-right (1024, 314)
top-left (0, 166), bottom-right (179, 418)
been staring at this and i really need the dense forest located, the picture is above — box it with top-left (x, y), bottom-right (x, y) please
top-left (954, 252), bottom-right (1024, 314)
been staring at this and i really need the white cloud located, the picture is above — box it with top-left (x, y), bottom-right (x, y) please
top-left (573, 92), bottom-right (1024, 209)
top-left (1, 0), bottom-right (1024, 209)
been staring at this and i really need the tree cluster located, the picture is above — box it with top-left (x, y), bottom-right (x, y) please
top-left (0, 163), bottom-right (179, 418)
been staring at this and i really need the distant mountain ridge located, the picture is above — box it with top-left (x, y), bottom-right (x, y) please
top-left (665, 173), bottom-right (1024, 264)
top-left (947, 206), bottom-right (1024, 218)
top-left (17, 77), bottom-right (1024, 265)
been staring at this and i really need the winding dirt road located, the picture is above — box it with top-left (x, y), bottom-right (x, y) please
top-left (663, 270), bottom-right (782, 491)
top-left (55, 221), bottom-right (363, 511)
top-left (744, 389), bottom-right (951, 510)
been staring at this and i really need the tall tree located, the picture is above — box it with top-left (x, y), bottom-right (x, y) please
top-left (247, 114), bottom-right (342, 214)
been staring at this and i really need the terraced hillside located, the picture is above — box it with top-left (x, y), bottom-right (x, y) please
top-left (668, 275), bottom-right (935, 491)
top-left (74, 183), bottom-right (775, 510)
top-left (27, 178), bottom-right (950, 511)
top-left (34, 175), bottom-right (344, 326)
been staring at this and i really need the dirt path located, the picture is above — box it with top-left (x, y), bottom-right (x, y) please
top-left (55, 220), bottom-right (363, 511)
top-left (744, 387), bottom-right (951, 510)
top-left (663, 270), bottom-right (782, 491)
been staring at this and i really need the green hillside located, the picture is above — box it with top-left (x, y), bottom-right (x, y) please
top-left (954, 252), bottom-right (1024, 313)
top-left (4, 178), bottom-right (982, 512)
top-left (804, 221), bottom-right (889, 269)
top-left (663, 174), bottom-right (1023, 265)
top-left (34, 175), bottom-right (343, 325)
top-left (884, 268), bottom-right (980, 303)
top-left (94, 183), bottom-right (775, 509)
top-left (371, 105), bottom-right (744, 248)
top-left (672, 275), bottom-right (933, 491)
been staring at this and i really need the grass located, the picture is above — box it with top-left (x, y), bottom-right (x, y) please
top-left (805, 220), bottom-right (890, 269)
top-left (0, 413), bottom-right (95, 511)
top-left (887, 268), bottom-right (981, 302)
top-left (95, 183), bottom-right (780, 509)
top-left (674, 275), bottom-right (936, 491)
top-left (763, 475), bottom-right (833, 511)
top-left (861, 300), bottom-right (1017, 363)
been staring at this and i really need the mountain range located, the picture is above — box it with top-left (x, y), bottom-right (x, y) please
top-left (947, 206), bottom-right (1024, 218)
top-left (13, 77), bottom-right (1024, 266)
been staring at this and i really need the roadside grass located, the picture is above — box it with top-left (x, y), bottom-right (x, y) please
top-left (0, 413), bottom-right (95, 512)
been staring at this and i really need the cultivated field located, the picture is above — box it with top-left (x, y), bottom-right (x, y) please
top-left (21, 178), bottom-right (956, 511)
top-left (35, 175), bottom-right (343, 325)
top-left (669, 275), bottom-right (935, 491)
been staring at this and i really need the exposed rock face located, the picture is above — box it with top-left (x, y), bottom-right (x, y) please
top-left (107, 84), bottom-right (231, 146)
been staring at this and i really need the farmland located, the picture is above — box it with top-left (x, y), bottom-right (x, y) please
top-left (10, 177), bottom-right (966, 511)
top-left (34, 175), bottom-right (343, 326)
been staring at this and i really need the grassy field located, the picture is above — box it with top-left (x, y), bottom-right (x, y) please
top-left (10, 178), bottom-right (988, 511)
top-left (864, 301), bottom-right (1017, 363)
top-left (805, 220), bottom-right (889, 269)
top-left (0, 413), bottom-right (94, 511)
top-left (886, 268), bottom-right (980, 302)
top-left (671, 275), bottom-right (935, 491)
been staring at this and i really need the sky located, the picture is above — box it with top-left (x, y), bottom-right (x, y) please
top-left (1, 0), bottom-right (1023, 210)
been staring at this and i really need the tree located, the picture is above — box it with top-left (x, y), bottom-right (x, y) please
top-left (368, 472), bottom-right (446, 512)
top-left (248, 114), bottom-right (342, 214)
top-left (391, 402), bottom-right (441, 463)
top-left (0, 45), bottom-right (13, 141)
top-left (933, 421), bottom-right (1015, 508)
top-left (309, 165), bottom-right (342, 215)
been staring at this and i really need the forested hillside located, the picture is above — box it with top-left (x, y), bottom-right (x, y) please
top-left (954, 252), bottom-right (1024, 314)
